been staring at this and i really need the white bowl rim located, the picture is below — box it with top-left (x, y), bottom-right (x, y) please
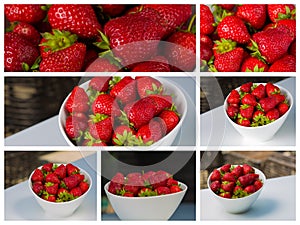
top-left (28, 163), bottom-right (92, 205)
top-left (104, 181), bottom-right (188, 200)
top-left (223, 83), bottom-right (293, 130)
top-left (207, 165), bottom-right (266, 201)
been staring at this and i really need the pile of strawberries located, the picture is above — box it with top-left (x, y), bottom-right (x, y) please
top-left (64, 76), bottom-right (181, 146)
top-left (209, 163), bottom-right (263, 199)
top-left (31, 162), bottom-right (90, 202)
top-left (201, 4), bottom-right (296, 72)
top-left (4, 4), bottom-right (196, 72)
top-left (226, 82), bottom-right (290, 127)
top-left (108, 170), bottom-right (182, 197)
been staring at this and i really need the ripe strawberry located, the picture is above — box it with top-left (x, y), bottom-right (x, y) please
top-left (221, 181), bottom-right (235, 193)
top-left (92, 94), bottom-right (117, 116)
top-left (226, 105), bottom-right (239, 120)
top-left (210, 169), bottom-right (221, 182)
top-left (65, 86), bottom-right (89, 113)
top-left (277, 19), bottom-right (296, 40)
top-left (200, 34), bottom-right (214, 49)
top-left (138, 187), bottom-right (157, 197)
top-left (57, 188), bottom-right (69, 197)
top-left (268, 55), bottom-right (296, 72)
top-left (127, 97), bottom-right (157, 129)
top-left (231, 165), bottom-right (243, 178)
top-left (200, 44), bottom-right (213, 71)
top-left (272, 94), bottom-right (286, 105)
top-left (42, 163), bottom-right (53, 173)
top-left (63, 174), bottom-right (80, 190)
top-left (236, 4), bottom-right (267, 30)
top-left (258, 96), bottom-right (277, 112)
top-left (237, 116), bottom-right (251, 127)
top-left (166, 178), bottom-right (179, 187)
top-left (88, 115), bottom-right (113, 142)
top-left (4, 32), bottom-right (39, 72)
top-left (217, 4), bottom-right (235, 11)
top-left (66, 163), bottom-right (80, 176)
top-left (252, 110), bottom-right (266, 126)
top-left (45, 173), bottom-right (60, 184)
top-left (278, 102), bottom-right (289, 116)
top-left (238, 173), bottom-right (259, 187)
top-left (159, 110), bottom-right (179, 133)
top-left (48, 4), bottom-right (102, 39)
top-left (5, 4), bottom-right (47, 23)
top-left (85, 57), bottom-right (120, 72)
top-left (266, 108), bottom-right (280, 121)
top-left (108, 172), bottom-right (124, 194)
top-left (227, 90), bottom-right (240, 105)
top-left (31, 169), bottom-right (44, 183)
top-left (240, 104), bottom-right (254, 119)
top-left (220, 164), bottom-right (231, 173)
top-left (240, 56), bottom-right (269, 72)
top-left (240, 82), bottom-right (253, 93)
top-left (112, 125), bottom-right (135, 146)
top-left (265, 83), bottom-right (280, 97)
top-left (32, 181), bottom-right (44, 195)
top-left (149, 95), bottom-right (173, 115)
top-left (136, 120), bottom-right (165, 144)
top-left (251, 84), bottom-right (266, 100)
top-left (289, 41), bottom-right (296, 56)
top-left (217, 15), bottom-right (250, 44)
top-left (70, 187), bottom-right (82, 197)
top-left (65, 115), bottom-right (88, 140)
top-left (210, 180), bottom-right (221, 193)
top-left (99, 4), bottom-right (126, 17)
top-left (110, 77), bottom-right (137, 105)
top-left (219, 192), bottom-right (231, 198)
top-left (44, 182), bottom-right (59, 195)
top-left (267, 4), bottom-right (296, 22)
top-left (249, 25), bottom-right (293, 64)
top-left (131, 56), bottom-right (170, 72)
top-left (222, 173), bottom-right (236, 182)
top-left (10, 22), bottom-right (41, 46)
top-left (243, 164), bottom-right (255, 174)
top-left (88, 76), bottom-right (112, 92)
top-left (136, 77), bottom-right (163, 99)
top-left (155, 186), bottom-right (171, 195)
top-left (200, 4), bottom-right (215, 35)
top-left (149, 170), bottom-right (171, 189)
top-left (244, 185), bottom-right (256, 194)
top-left (170, 185), bottom-right (182, 193)
top-left (54, 164), bottom-right (67, 180)
top-left (241, 94), bottom-right (257, 106)
top-left (254, 180), bottom-right (263, 191)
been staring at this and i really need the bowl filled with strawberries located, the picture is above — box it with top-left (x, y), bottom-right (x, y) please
top-left (207, 163), bottom-right (266, 214)
top-left (58, 76), bottom-right (187, 147)
top-left (224, 82), bottom-right (293, 142)
top-left (104, 170), bottom-right (188, 220)
top-left (28, 162), bottom-right (92, 217)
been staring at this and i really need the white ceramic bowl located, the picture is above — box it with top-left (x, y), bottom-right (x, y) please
top-left (207, 166), bottom-right (266, 214)
top-left (28, 164), bottom-right (92, 217)
top-left (104, 181), bottom-right (187, 220)
top-left (58, 76), bottom-right (187, 147)
top-left (224, 83), bottom-right (293, 142)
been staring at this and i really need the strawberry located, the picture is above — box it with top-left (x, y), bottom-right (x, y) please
top-left (238, 173), bottom-right (259, 187)
top-left (99, 4), bottom-right (126, 17)
top-left (138, 187), bottom-right (157, 197)
top-left (266, 108), bottom-right (280, 121)
top-left (159, 110), bottom-right (179, 133)
top-left (45, 182), bottom-right (59, 195)
top-left (227, 90), bottom-right (240, 105)
top-left (289, 41), bottom-right (296, 56)
top-left (166, 178), bottom-right (179, 187)
top-left (200, 34), bottom-right (214, 49)
top-left (131, 56), bottom-right (170, 72)
top-left (240, 82), bottom-right (253, 93)
top-left (249, 25), bottom-right (293, 64)
top-left (136, 120), bottom-right (165, 144)
top-left (149, 95), bottom-right (173, 115)
top-left (149, 170), bottom-right (171, 189)
top-left (231, 165), bottom-right (244, 178)
top-left (221, 181), bottom-right (235, 193)
top-left (42, 163), bottom-right (53, 173)
top-left (88, 115), bottom-right (113, 142)
top-left (217, 4), bottom-right (235, 11)
top-left (79, 181), bottom-right (89, 194)
top-left (277, 19), bottom-right (296, 40)
top-left (267, 4), bottom-right (296, 22)
top-left (123, 192), bottom-right (134, 197)
top-left (48, 4), bottom-right (102, 39)
top-left (65, 115), bottom-right (88, 140)
top-left (251, 84), bottom-right (266, 100)
top-left (244, 185), bottom-right (256, 194)
top-left (222, 173), bottom-right (236, 182)
top-left (136, 77), bottom-right (163, 99)
top-left (57, 188), bottom-right (69, 197)
top-left (258, 96), bottom-right (277, 112)
top-left (200, 44), bottom-right (213, 71)
top-left (236, 4), bottom-right (267, 30)
top-left (70, 187), bottom-right (82, 198)
top-left (226, 105), bottom-right (239, 120)
top-left (278, 102), bottom-right (289, 116)
top-left (127, 97), bottom-right (157, 129)
top-left (210, 180), bottom-right (221, 193)
top-left (241, 94), bottom-right (257, 106)
top-left (240, 104), bottom-right (254, 119)
top-left (85, 57), bottom-right (121, 72)
top-left (268, 55), bottom-right (296, 72)
top-left (265, 82), bottom-right (281, 96)
top-left (272, 94), bottom-right (286, 105)
top-left (92, 94), bottom-right (117, 116)
top-left (251, 110), bottom-right (266, 127)
top-left (220, 164), bottom-right (231, 173)
top-left (4, 32), bottom-right (39, 72)
top-left (32, 181), bottom-right (44, 195)
top-left (254, 180), bottom-right (263, 191)
top-left (219, 192), bottom-right (231, 198)
top-left (210, 169), bottom-right (221, 182)
top-left (217, 15), bottom-right (250, 44)
top-left (200, 4), bottom-right (215, 35)
top-left (242, 164), bottom-right (255, 174)
top-left (240, 56), bottom-right (269, 72)
top-left (10, 22), bottom-right (41, 46)
top-left (31, 169), bottom-right (44, 183)
top-left (54, 164), bottom-right (67, 180)
top-left (45, 173), bottom-right (60, 184)
top-left (108, 172), bottom-right (124, 195)
top-left (65, 86), bottom-right (89, 113)
top-left (66, 163), bottom-right (80, 176)
top-left (237, 115), bottom-right (251, 127)
top-left (155, 186), bottom-right (171, 195)
top-left (170, 185), bottom-right (182, 193)
top-left (63, 174), bottom-right (80, 190)
top-left (5, 4), bottom-right (47, 23)
top-left (110, 77), bottom-right (137, 105)
top-left (112, 125), bottom-right (135, 146)
top-left (88, 76), bottom-right (112, 92)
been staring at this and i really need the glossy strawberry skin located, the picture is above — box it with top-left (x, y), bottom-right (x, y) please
top-left (268, 55), bottom-right (296, 72)
top-left (92, 94), bottom-right (116, 116)
top-left (159, 110), bottom-right (179, 133)
top-left (240, 56), bottom-right (269, 72)
top-left (5, 4), bottom-right (46, 23)
top-left (110, 77), bottom-right (137, 105)
top-left (85, 57), bottom-right (120, 72)
top-left (88, 76), bottom-right (112, 92)
top-left (65, 86), bottom-right (89, 113)
top-left (12, 22), bottom-right (41, 46)
top-left (214, 47), bottom-right (244, 72)
top-left (267, 4), bottom-right (296, 22)
top-left (131, 56), bottom-right (170, 72)
top-left (48, 4), bottom-right (102, 39)
top-left (236, 4), bottom-right (267, 30)
top-left (200, 4), bottom-right (215, 35)
top-left (136, 77), bottom-right (162, 99)
top-left (136, 120), bottom-right (165, 143)
top-left (88, 117), bottom-right (113, 142)
top-left (65, 115), bottom-right (88, 139)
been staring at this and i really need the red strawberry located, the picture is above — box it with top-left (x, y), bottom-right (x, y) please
top-left (136, 77), bottom-right (163, 98)
top-left (242, 164), bottom-right (255, 174)
top-left (244, 185), bottom-right (256, 194)
top-left (5, 4), bottom-right (47, 23)
top-left (254, 180), bottom-right (263, 191)
top-left (249, 25), bottom-right (293, 64)
top-left (131, 56), bottom-right (170, 72)
top-left (4, 32), bottom-right (39, 72)
top-left (70, 187), bottom-right (82, 197)
top-left (240, 82), bottom-right (253, 93)
top-left (251, 84), bottom-right (266, 100)
top-left (238, 173), bottom-right (259, 187)
top-left (222, 173), bottom-right (236, 182)
top-left (136, 120), bottom-right (165, 144)
top-left (219, 192), bottom-right (231, 198)
top-left (108, 172), bottom-right (124, 194)
top-left (210, 169), bottom-right (221, 182)
top-left (63, 175), bottom-right (80, 190)
top-left (45, 173), bottom-right (60, 184)
top-left (289, 41), bottom-right (296, 56)
top-left (220, 164), bottom-right (231, 173)
top-left (48, 4), bottom-right (102, 39)
top-left (237, 116), bottom-right (251, 127)
top-left (45, 182), bottom-right (59, 195)
top-left (272, 94), bottom-right (286, 105)
top-left (241, 94), bottom-right (257, 106)
top-left (210, 180), bottom-right (221, 193)
top-left (112, 125), bottom-right (135, 146)
top-left (200, 4), bottom-right (215, 35)
top-left (155, 186), bottom-right (171, 195)
top-left (278, 102), bottom-right (289, 116)
top-left (258, 96), bottom-right (277, 112)
top-left (31, 169), bottom-right (44, 183)
top-left (166, 178), bottom-right (179, 187)
top-left (65, 86), bottom-right (89, 113)
top-left (200, 34), bottom-right (214, 49)
top-left (227, 90), bottom-right (240, 105)
top-left (217, 15), bottom-right (250, 44)
top-left (92, 94), bottom-right (116, 116)
top-left (85, 57), bottom-right (120, 72)
top-left (265, 82), bottom-right (281, 96)
top-left (66, 163), bottom-right (80, 176)
top-left (110, 77), bottom-right (137, 105)
top-left (54, 164), bottom-right (67, 180)
top-left (200, 44), bottom-right (213, 71)
top-left (65, 115), bottom-right (88, 140)
top-left (221, 181), bottom-right (235, 193)
top-left (170, 185), bottom-right (182, 193)
top-left (240, 56), bottom-right (269, 72)
top-left (79, 181), bottom-right (89, 194)
top-left (42, 163), bottom-right (53, 173)
top-left (99, 4), bottom-right (126, 17)
top-left (277, 19), bottom-right (296, 40)
top-left (226, 105), bottom-right (239, 120)
top-left (57, 188), bottom-right (69, 197)
top-left (88, 115), bottom-right (113, 142)
top-left (218, 4), bottom-right (235, 11)
top-left (267, 4), bottom-right (296, 22)
top-left (268, 55), bottom-right (296, 72)
top-left (10, 22), bottom-right (41, 46)
top-left (236, 4), bottom-right (267, 30)
top-left (231, 165), bottom-right (244, 178)
top-left (32, 181), bottom-right (44, 195)
top-left (159, 110), bottom-right (179, 133)
top-left (138, 187), bottom-right (156, 197)
top-left (266, 108), bottom-right (280, 121)
top-left (240, 104), bottom-right (254, 119)
top-left (149, 170), bottom-right (171, 189)
top-left (88, 76), bottom-right (112, 92)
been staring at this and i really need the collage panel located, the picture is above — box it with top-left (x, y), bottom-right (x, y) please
top-left (200, 76), bottom-right (295, 146)
top-left (4, 76), bottom-right (196, 147)
top-left (200, 150), bottom-right (296, 220)
top-left (101, 151), bottom-right (196, 221)
top-left (4, 150), bottom-right (97, 220)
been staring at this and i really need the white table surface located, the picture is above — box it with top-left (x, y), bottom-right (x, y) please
top-left (4, 153), bottom-right (97, 220)
top-left (5, 77), bottom-right (196, 147)
top-left (200, 77), bottom-right (296, 147)
top-left (201, 175), bottom-right (296, 220)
